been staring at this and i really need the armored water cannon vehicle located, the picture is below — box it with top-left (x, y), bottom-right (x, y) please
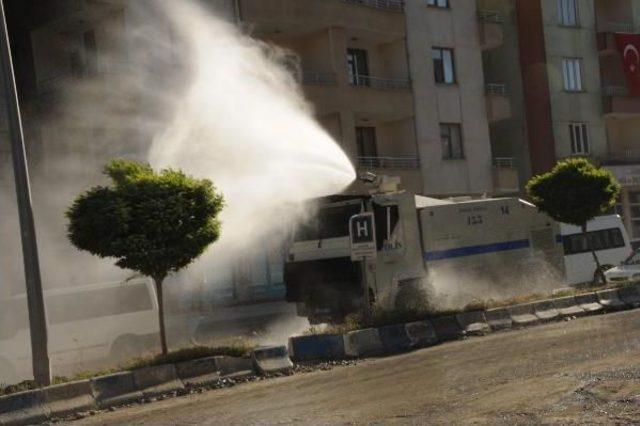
top-left (284, 189), bottom-right (564, 324)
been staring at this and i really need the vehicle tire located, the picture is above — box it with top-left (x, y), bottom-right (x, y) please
top-left (0, 358), bottom-right (18, 386)
top-left (394, 279), bottom-right (431, 314)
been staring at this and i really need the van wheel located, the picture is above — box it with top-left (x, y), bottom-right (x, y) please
top-left (0, 358), bottom-right (18, 386)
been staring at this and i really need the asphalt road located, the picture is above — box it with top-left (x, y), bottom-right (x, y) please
top-left (71, 309), bottom-right (640, 425)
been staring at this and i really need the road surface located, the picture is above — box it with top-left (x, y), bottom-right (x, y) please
top-left (71, 309), bottom-right (640, 425)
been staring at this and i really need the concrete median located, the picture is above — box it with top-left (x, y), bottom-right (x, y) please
top-left (431, 315), bottom-right (464, 341)
top-left (506, 303), bottom-right (539, 327)
top-left (252, 346), bottom-right (293, 375)
top-left (43, 379), bottom-right (96, 419)
top-left (344, 328), bottom-right (384, 358)
top-left (404, 320), bottom-right (439, 348)
top-left (484, 308), bottom-right (512, 331)
top-left (132, 364), bottom-right (184, 397)
top-left (289, 334), bottom-right (346, 361)
top-left (596, 288), bottom-right (628, 311)
top-left (378, 324), bottom-right (412, 353)
top-left (551, 296), bottom-right (585, 318)
top-left (574, 292), bottom-right (604, 314)
top-left (175, 356), bottom-right (220, 386)
top-left (532, 300), bottom-right (560, 322)
top-left (214, 356), bottom-right (254, 378)
top-left (90, 371), bottom-right (142, 408)
top-left (455, 311), bottom-right (490, 336)
top-left (617, 285), bottom-right (640, 308)
top-left (0, 389), bottom-right (48, 426)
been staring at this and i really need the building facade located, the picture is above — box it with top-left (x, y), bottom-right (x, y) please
top-left (480, 0), bottom-right (640, 247)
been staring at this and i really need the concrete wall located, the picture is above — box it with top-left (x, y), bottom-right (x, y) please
top-left (406, 0), bottom-right (493, 196)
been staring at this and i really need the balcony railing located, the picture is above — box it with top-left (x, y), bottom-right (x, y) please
top-left (342, 0), bottom-right (404, 12)
top-left (602, 85), bottom-right (629, 97)
top-left (493, 157), bottom-right (516, 168)
top-left (486, 83), bottom-right (508, 95)
top-left (596, 20), bottom-right (635, 34)
top-left (350, 74), bottom-right (411, 90)
top-left (358, 156), bottom-right (420, 169)
top-left (477, 9), bottom-right (503, 23)
top-left (302, 72), bottom-right (337, 86)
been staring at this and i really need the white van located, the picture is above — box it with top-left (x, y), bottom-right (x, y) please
top-left (0, 278), bottom-right (159, 384)
top-left (561, 215), bottom-right (632, 285)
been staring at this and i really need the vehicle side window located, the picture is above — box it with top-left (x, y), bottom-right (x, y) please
top-left (46, 283), bottom-right (153, 325)
top-left (562, 228), bottom-right (626, 255)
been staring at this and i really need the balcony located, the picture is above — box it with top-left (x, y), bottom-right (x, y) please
top-left (602, 86), bottom-right (640, 116)
top-left (357, 156), bottom-right (420, 169)
top-left (485, 83), bottom-right (511, 123)
top-left (241, 0), bottom-right (406, 40)
top-left (600, 148), bottom-right (640, 166)
top-left (356, 156), bottom-right (422, 193)
top-left (492, 157), bottom-right (519, 193)
top-left (350, 74), bottom-right (411, 90)
top-left (478, 10), bottom-right (504, 51)
top-left (342, 0), bottom-right (404, 12)
top-left (304, 75), bottom-right (413, 118)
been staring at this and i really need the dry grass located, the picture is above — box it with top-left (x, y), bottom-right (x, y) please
top-left (0, 340), bottom-right (256, 397)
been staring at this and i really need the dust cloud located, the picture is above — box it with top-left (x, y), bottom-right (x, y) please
top-left (0, 0), bottom-right (353, 385)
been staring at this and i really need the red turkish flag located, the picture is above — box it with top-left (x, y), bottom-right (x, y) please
top-left (615, 33), bottom-right (640, 96)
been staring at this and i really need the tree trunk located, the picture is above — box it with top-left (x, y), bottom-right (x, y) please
top-left (583, 224), bottom-right (605, 285)
top-left (153, 278), bottom-right (168, 356)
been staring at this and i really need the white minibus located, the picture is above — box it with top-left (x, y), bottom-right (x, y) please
top-left (561, 215), bottom-right (632, 285)
top-left (0, 278), bottom-right (159, 384)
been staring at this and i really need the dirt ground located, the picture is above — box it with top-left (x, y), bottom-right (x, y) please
top-left (70, 309), bottom-right (640, 425)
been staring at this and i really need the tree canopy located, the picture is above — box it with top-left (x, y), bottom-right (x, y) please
top-left (526, 158), bottom-right (620, 228)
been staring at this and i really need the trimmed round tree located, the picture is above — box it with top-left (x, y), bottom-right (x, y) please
top-left (526, 158), bottom-right (620, 284)
top-left (66, 159), bottom-right (224, 355)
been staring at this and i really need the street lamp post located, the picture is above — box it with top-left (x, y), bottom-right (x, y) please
top-left (0, 0), bottom-right (50, 386)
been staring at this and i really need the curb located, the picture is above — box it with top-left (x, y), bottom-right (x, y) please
top-left (252, 346), bottom-right (293, 375)
top-left (0, 349), bottom-right (288, 424)
top-left (2, 286), bottom-right (637, 423)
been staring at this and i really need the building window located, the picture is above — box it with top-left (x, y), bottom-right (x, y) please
top-left (347, 48), bottom-right (370, 87)
top-left (356, 127), bottom-right (378, 157)
top-left (562, 58), bottom-right (583, 91)
top-left (432, 47), bottom-right (455, 84)
top-left (427, 0), bottom-right (449, 8)
top-left (569, 123), bottom-right (589, 155)
top-left (557, 0), bottom-right (578, 27)
top-left (440, 123), bottom-right (463, 159)
top-left (628, 191), bottom-right (640, 239)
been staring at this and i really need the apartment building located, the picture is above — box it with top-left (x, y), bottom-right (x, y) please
top-left (239, 0), bottom-right (508, 196)
top-left (1, 0), bottom-right (513, 297)
top-left (479, 0), bottom-right (640, 247)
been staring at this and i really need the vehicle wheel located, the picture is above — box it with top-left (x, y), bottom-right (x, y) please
top-left (395, 279), bottom-right (431, 314)
top-left (0, 358), bottom-right (18, 386)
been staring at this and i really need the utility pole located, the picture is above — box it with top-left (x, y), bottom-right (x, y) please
top-left (0, 0), bottom-right (50, 386)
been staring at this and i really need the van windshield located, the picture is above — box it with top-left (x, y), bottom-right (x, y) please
top-left (294, 202), bottom-right (362, 241)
